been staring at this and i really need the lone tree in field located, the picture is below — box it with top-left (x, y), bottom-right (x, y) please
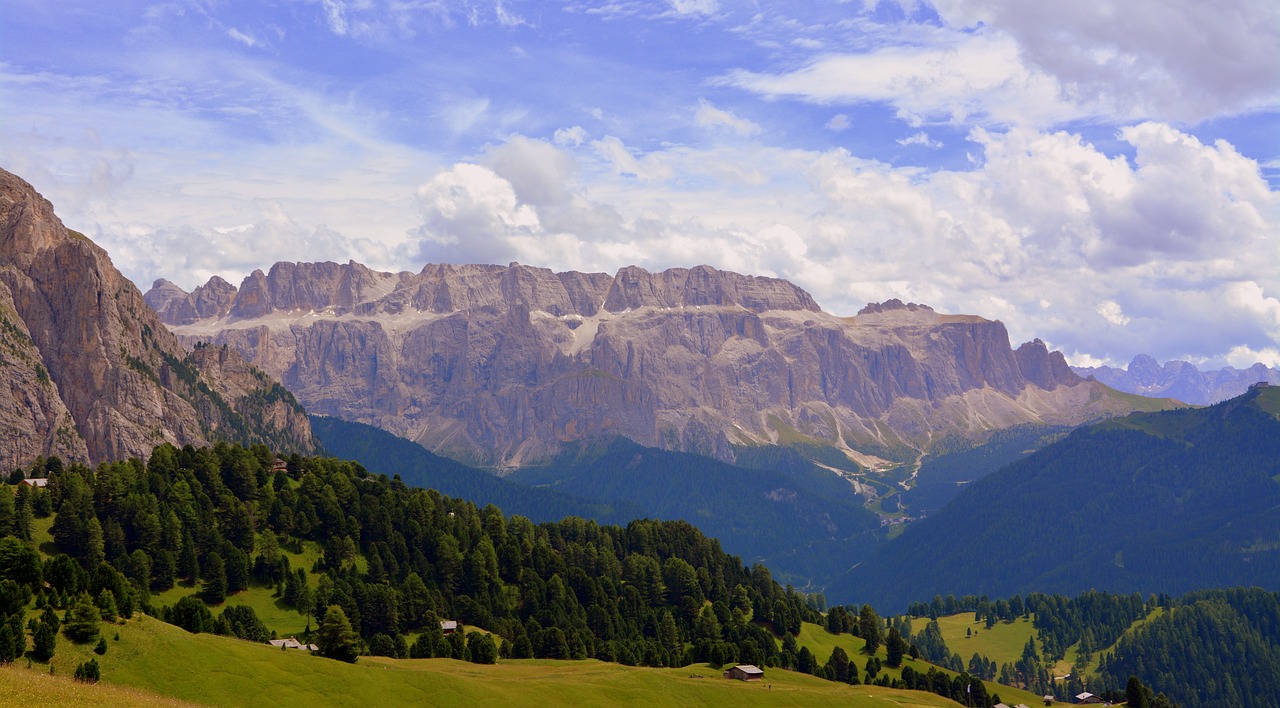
top-left (317, 605), bottom-right (361, 663)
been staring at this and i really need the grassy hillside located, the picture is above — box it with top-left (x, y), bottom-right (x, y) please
top-left (783, 622), bottom-right (1043, 707)
top-left (0, 663), bottom-right (196, 707)
top-left (9, 614), bottom-right (963, 707)
top-left (933, 614), bottom-right (1037, 668)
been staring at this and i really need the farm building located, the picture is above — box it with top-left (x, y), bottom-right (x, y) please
top-left (1075, 693), bottom-right (1103, 704)
top-left (440, 620), bottom-right (459, 634)
top-left (722, 665), bottom-right (764, 681)
top-left (269, 637), bottom-right (317, 651)
top-left (19, 477), bottom-right (47, 488)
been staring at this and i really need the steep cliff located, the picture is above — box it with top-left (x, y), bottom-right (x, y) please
top-left (0, 168), bottom-right (316, 468)
top-left (153, 259), bottom-right (1156, 469)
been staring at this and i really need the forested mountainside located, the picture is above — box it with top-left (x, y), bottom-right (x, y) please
top-left (0, 168), bottom-right (316, 469)
top-left (902, 588), bottom-right (1280, 708)
top-left (315, 415), bottom-right (881, 589)
top-left (3, 442), bottom-right (1016, 707)
top-left (1074, 353), bottom-right (1280, 405)
top-left (13, 442), bottom-right (1275, 706)
top-left (834, 385), bottom-right (1280, 608)
top-left (147, 260), bottom-right (1163, 469)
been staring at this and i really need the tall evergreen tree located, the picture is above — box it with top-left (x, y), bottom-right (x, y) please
top-left (317, 605), bottom-right (360, 663)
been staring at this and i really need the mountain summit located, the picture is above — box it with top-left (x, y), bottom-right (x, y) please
top-left (148, 259), bottom-right (1157, 468)
top-left (0, 168), bottom-right (316, 468)
top-left (1073, 355), bottom-right (1280, 405)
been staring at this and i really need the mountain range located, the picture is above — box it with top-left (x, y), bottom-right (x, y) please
top-left (144, 260), bottom-right (1162, 472)
top-left (0, 168), bottom-right (316, 468)
top-left (1073, 354), bottom-right (1280, 405)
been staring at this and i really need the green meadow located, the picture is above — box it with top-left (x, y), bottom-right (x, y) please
top-left (2, 613), bottom-right (968, 707)
top-left (785, 622), bottom-right (1044, 707)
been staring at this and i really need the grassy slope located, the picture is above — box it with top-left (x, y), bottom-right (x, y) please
top-left (931, 610), bottom-right (1163, 682)
top-left (18, 614), bottom-right (963, 707)
top-left (934, 614), bottom-right (1036, 667)
top-left (786, 622), bottom-right (1043, 707)
top-left (0, 663), bottom-right (197, 708)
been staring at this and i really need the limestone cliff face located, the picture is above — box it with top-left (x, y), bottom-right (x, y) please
top-left (0, 168), bottom-right (316, 468)
top-left (153, 258), bottom-right (1143, 469)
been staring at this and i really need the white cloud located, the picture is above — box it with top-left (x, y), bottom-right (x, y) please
top-left (226, 28), bottom-right (260, 48)
top-left (668, 0), bottom-right (718, 17)
top-left (591, 135), bottom-right (674, 181)
top-left (407, 163), bottom-right (542, 265)
top-left (896, 131), bottom-right (942, 148)
top-left (1225, 345), bottom-right (1280, 369)
top-left (554, 126), bottom-right (587, 147)
top-left (929, 0), bottom-right (1280, 122)
top-left (826, 114), bottom-right (850, 131)
top-left (1095, 300), bottom-right (1130, 326)
top-left (694, 98), bottom-right (762, 136)
top-left (721, 31), bottom-right (1082, 126)
top-left (484, 135), bottom-right (578, 206)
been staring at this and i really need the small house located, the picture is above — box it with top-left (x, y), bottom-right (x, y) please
top-left (271, 457), bottom-right (290, 473)
top-left (1075, 693), bottom-right (1103, 705)
top-left (269, 637), bottom-right (316, 652)
top-left (20, 478), bottom-right (48, 488)
top-left (995, 703), bottom-right (1011, 708)
top-left (1043, 697), bottom-right (1055, 706)
top-left (440, 620), bottom-right (459, 635)
top-left (722, 665), bottom-right (764, 681)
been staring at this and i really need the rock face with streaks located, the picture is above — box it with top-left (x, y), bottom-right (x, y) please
top-left (151, 258), bottom-right (1162, 469)
top-left (0, 168), bottom-right (316, 469)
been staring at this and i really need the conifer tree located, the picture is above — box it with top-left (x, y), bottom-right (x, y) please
top-left (317, 605), bottom-right (360, 663)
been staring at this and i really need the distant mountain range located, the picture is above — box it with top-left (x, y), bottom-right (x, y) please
top-left (145, 260), bottom-right (1169, 471)
top-left (0, 169), bottom-right (316, 468)
top-left (1073, 354), bottom-right (1280, 405)
top-left (833, 383), bottom-right (1280, 609)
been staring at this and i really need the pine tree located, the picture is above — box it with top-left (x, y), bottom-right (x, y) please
top-left (63, 592), bottom-right (102, 643)
top-left (201, 552), bottom-right (227, 604)
top-left (317, 605), bottom-right (360, 663)
top-left (32, 618), bottom-right (56, 661)
top-left (886, 626), bottom-right (905, 667)
top-left (859, 605), bottom-right (882, 654)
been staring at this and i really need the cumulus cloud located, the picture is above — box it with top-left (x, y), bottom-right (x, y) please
top-left (484, 135), bottom-right (578, 206)
top-left (721, 31), bottom-right (1080, 126)
top-left (897, 131), bottom-right (942, 148)
top-left (826, 114), bottom-right (851, 131)
top-left (1095, 301), bottom-right (1130, 326)
top-left (694, 99), bottom-right (762, 136)
top-left (406, 164), bottom-right (542, 265)
top-left (929, 0), bottom-right (1280, 122)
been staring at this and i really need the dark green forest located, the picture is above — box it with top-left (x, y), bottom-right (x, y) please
top-left (317, 416), bottom-right (881, 590)
top-left (835, 386), bottom-right (1280, 608)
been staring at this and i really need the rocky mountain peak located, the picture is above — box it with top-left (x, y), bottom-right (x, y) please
top-left (155, 256), bottom-right (1147, 468)
top-left (602, 264), bottom-right (820, 313)
top-left (856, 299), bottom-right (936, 316)
top-left (0, 167), bottom-right (316, 468)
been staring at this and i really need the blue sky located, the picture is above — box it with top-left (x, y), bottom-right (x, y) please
top-left (2, 0), bottom-right (1278, 369)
